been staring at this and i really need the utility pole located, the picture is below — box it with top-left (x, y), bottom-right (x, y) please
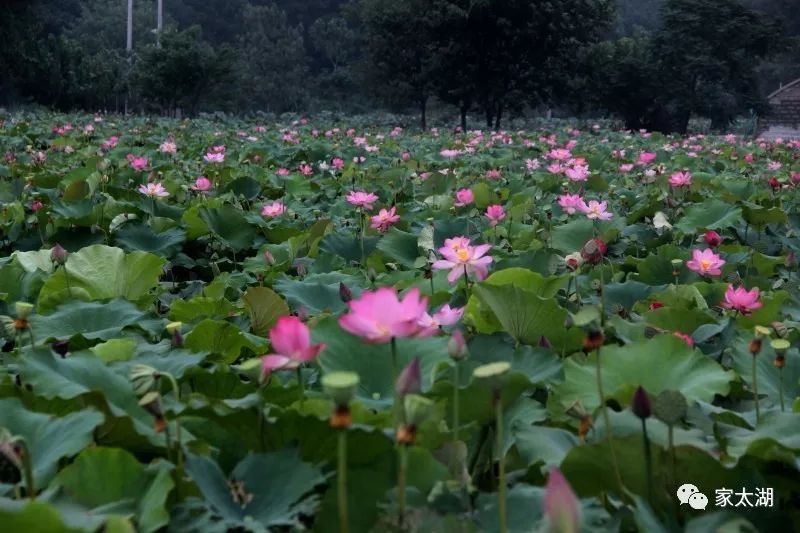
top-left (156, 0), bottom-right (163, 48)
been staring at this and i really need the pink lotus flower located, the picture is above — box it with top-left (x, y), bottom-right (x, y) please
top-left (704, 230), bottom-right (722, 247)
top-left (30, 199), bottom-right (43, 212)
top-left (722, 285), bottom-right (763, 315)
top-left (418, 304), bottom-right (464, 332)
top-left (276, 167), bottom-right (291, 176)
top-left (485, 169), bottom-right (502, 179)
top-left (547, 163), bottom-right (564, 174)
top-left (638, 152), bottom-right (656, 165)
top-left (686, 249), bottom-right (725, 277)
top-left (432, 236), bottom-right (493, 284)
top-left (346, 191), bottom-right (379, 210)
top-left (525, 158), bottom-right (540, 171)
top-left (127, 155), bottom-right (148, 171)
top-left (485, 204), bottom-right (506, 227)
top-left (619, 163), bottom-right (634, 173)
top-left (454, 188), bottom-right (474, 207)
top-left (543, 468), bottom-right (581, 533)
top-left (579, 200), bottom-right (613, 220)
top-left (159, 141), bottom-right (177, 154)
top-left (204, 152), bottom-right (225, 164)
top-left (332, 157), bottom-right (345, 170)
top-left (370, 206), bottom-right (400, 233)
top-left (440, 149), bottom-right (460, 158)
top-left (138, 182), bottom-right (169, 198)
top-left (565, 165), bottom-right (590, 182)
top-left (191, 176), bottom-right (212, 192)
top-left (338, 287), bottom-right (428, 343)
top-left (299, 163), bottom-right (313, 176)
top-left (558, 194), bottom-right (584, 215)
top-left (547, 148), bottom-right (572, 160)
top-left (669, 171), bottom-right (692, 188)
top-left (262, 316), bottom-right (325, 372)
top-left (767, 161), bottom-right (782, 171)
top-left (261, 201), bottom-right (286, 217)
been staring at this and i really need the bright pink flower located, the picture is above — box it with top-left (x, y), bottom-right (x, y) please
top-left (370, 206), bottom-right (400, 233)
top-left (263, 316), bottom-right (325, 370)
top-left (432, 236), bottom-right (493, 284)
top-left (558, 194), bottom-right (584, 215)
top-left (261, 201), bottom-right (286, 217)
top-left (299, 163), bottom-right (313, 176)
top-left (191, 176), bottom-right (212, 191)
top-left (30, 199), bottom-right (43, 212)
top-left (346, 191), bottom-right (379, 210)
top-left (686, 249), bottom-right (725, 277)
top-left (332, 157), bottom-right (345, 170)
top-left (127, 155), bottom-right (148, 171)
top-left (547, 163), bottom-right (564, 174)
top-left (525, 158), bottom-right (540, 171)
top-left (579, 200), bottom-right (613, 220)
top-left (138, 182), bottom-right (169, 198)
top-left (338, 287), bottom-right (428, 343)
top-left (543, 468), bottom-right (581, 533)
top-left (454, 188), bottom-right (474, 207)
top-left (276, 167), bottom-right (291, 176)
top-left (485, 204), bottom-right (506, 227)
top-left (722, 285), bottom-right (762, 314)
top-left (260, 355), bottom-right (291, 379)
top-left (565, 165), bottom-right (590, 182)
top-left (204, 152), bottom-right (225, 164)
top-left (547, 148), bottom-right (572, 160)
top-left (767, 161), bottom-right (782, 171)
top-left (744, 153), bottom-right (754, 163)
top-left (429, 304), bottom-right (463, 327)
top-left (669, 171), bottom-right (692, 188)
top-left (637, 152), bottom-right (656, 165)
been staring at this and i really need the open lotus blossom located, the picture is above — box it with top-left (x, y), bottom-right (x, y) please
top-left (543, 468), bottom-right (581, 533)
top-left (440, 149), bottom-right (460, 158)
top-left (558, 194), bottom-right (584, 215)
top-left (619, 163), bottom-right (634, 173)
top-left (191, 176), bottom-right (212, 191)
top-left (370, 206), bottom-right (400, 232)
top-left (637, 152), bottom-right (657, 165)
top-left (565, 165), bottom-right (590, 182)
top-left (417, 304), bottom-right (464, 332)
top-left (669, 171), bottom-right (692, 188)
top-left (346, 191), bottom-right (379, 210)
top-left (127, 154), bottom-right (148, 171)
top-left (547, 148), bottom-right (572, 160)
top-left (579, 199), bottom-right (613, 220)
top-left (454, 188), bottom-right (474, 207)
top-left (485, 204), bottom-right (506, 227)
top-left (159, 141), bottom-right (177, 154)
top-left (138, 182), bottom-right (169, 198)
top-left (203, 152), bottom-right (225, 163)
top-left (261, 201), bottom-right (286, 217)
top-left (686, 248), bottom-right (725, 276)
top-left (722, 285), bottom-right (763, 315)
top-left (338, 287), bottom-right (429, 343)
top-left (485, 169), bottom-right (502, 179)
top-left (432, 236), bottom-right (493, 284)
top-left (260, 316), bottom-right (325, 377)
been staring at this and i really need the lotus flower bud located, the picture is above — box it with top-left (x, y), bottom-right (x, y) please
top-left (263, 249), bottom-right (275, 265)
top-left (543, 468), bottom-right (581, 533)
top-left (395, 357), bottom-right (421, 397)
top-left (703, 230), bottom-right (722, 248)
top-left (564, 252), bottom-right (583, 271)
top-left (448, 330), bottom-right (468, 360)
top-left (579, 238), bottom-right (606, 265)
top-left (631, 385), bottom-right (651, 419)
top-left (50, 244), bottom-right (68, 265)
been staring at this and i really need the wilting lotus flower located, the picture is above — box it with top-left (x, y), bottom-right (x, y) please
top-left (543, 468), bottom-right (581, 533)
top-left (454, 188), bottom-right (474, 207)
top-left (485, 204), bottom-right (506, 227)
top-left (138, 182), bottom-right (169, 198)
top-left (686, 249), bottom-right (725, 277)
top-left (580, 238), bottom-right (606, 265)
top-left (558, 194), bottom-right (583, 215)
top-left (432, 236), bottom-right (493, 284)
top-left (338, 287), bottom-right (428, 343)
top-left (346, 191), bottom-right (379, 210)
top-left (722, 285), bottom-right (763, 315)
top-left (261, 201), bottom-right (286, 217)
top-left (668, 171), bottom-right (692, 188)
top-left (370, 206), bottom-right (400, 233)
top-left (579, 200), bottom-right (613, 221)
top-left (191, 176), bottom-right (212, 191)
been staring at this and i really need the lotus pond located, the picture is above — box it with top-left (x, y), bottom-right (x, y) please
top-left (0, 115), bottom-right (798, 532)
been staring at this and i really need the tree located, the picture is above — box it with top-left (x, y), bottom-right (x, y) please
top-left (236, 3), bottom-right (309, 113)
top-left (308, 15), bottom-right (359, 109)
top-left (133, 26), bottom-right (232, 114)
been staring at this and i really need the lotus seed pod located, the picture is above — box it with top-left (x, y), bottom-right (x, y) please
top-left (14, 302), bottom-right (33, 319)
top-left (472, 361), bottom-right (511, 391)
top-left (322, 372), bottom-right (360, 407)
top-left (403, 394), bottom-right (435, 427)
top-left (770, 339), bottom-right (791, 355)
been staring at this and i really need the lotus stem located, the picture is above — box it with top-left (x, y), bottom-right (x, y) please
top-left (641, 418), bottom-right (654, 505)
top-left (398, 443), bottom-right (408, 527)
top-left (779, 368), bottom-right (785, 412)
top-left (495, 392), bottom-right (507, 533)
top-left (18, 440), bottom-right (34, 500)
top-left (752, 355), bottom-right (760, 424)
top-left (165, 372), bottom-right (183, 470)
top-left (453, 362), bottom-right (460, 443)
top-left (338, 430), bottom-right (350, 533)
top-left (595, 347), bottom-right (624, 495)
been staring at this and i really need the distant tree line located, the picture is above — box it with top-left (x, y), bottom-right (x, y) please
top-left (0, 0), bottom-right (795, 133)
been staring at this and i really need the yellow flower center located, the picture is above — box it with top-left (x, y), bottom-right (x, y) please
top-left (700, 259), bottom-right (711, 270)
top-left (456, 248), bottom-right (470, 262)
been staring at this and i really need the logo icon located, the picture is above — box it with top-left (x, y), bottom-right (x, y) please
top-left (677, 483), bottom-right (708, 510)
